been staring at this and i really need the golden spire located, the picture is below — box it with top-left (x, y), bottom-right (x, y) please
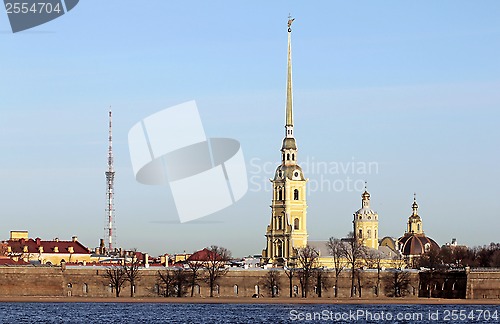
top-left (285, 15), bottom-right (294, 138)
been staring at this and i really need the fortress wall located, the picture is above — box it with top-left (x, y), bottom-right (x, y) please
top-left (0, 266), bottom-right (422, 299)
top-left (466, 270), bottom-right (500, 300)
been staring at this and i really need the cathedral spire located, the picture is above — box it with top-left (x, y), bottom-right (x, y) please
top-left (412, 192), bottom-right (419, 216)
top-left (362, 182), bottom-right (371, 208)
top-left (285, 15), bottom-right (295, 138)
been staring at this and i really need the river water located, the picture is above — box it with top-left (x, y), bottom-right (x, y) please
top-left (0, 302), bottom-right (498, 323)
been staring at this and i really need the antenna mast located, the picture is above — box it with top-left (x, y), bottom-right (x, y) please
top-left (105, 109), bottom-right (115, 253)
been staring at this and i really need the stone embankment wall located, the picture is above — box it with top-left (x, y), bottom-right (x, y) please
top-left (2, 266), bottom-right (499, 299)
top-left (0, 266), bottom-right (424, 299)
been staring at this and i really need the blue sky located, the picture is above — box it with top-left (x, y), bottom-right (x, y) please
top-left (1, 1), bottom-right (499, 257)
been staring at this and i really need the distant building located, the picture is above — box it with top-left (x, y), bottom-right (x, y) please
top-left (397, 196), bottom-right (439, 262)
top-left (4, 231), bottom-right (92, 265)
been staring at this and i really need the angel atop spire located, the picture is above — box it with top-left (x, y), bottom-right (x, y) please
top-left (287, 15), bottom-right (295, 32)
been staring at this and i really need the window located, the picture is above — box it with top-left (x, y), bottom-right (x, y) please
top-left (358, 229), bottom-right (362, 238)
top-left (292, 153), bottom-right (295, 160)
top-left (294, 189), bottom-right (299, 200)
top-left (287, 153), bottom-right (290, 160)
top-left (255, 285), bottom-right (260, 295)
top-left (293, 285), bottom-right (299, 295)
top-left (367, 229), bottom-right (371, 238)
top-left (417, 224), bottom-right (420, 231)
top-left (278, 216), bottom-right (282, 230)
top-left (294, 218), bottom-right (300, 230)
top-left (278, 189), bottom-right (283, 201)
top-left (234, 285), bottom-right (238, 295)
top-left (215, 284), bottom-right (220, 295)
top-left (83, 283), bottom-right (88, 294)
top-left (277, 241), bottom-right (283, 257)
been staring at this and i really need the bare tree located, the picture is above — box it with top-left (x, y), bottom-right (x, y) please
top-left (314, 267), bottom-right (330, 297)
top-left (203, 245), bottom-right (231, 297)
top-left (327, 237), bottom-right (345, 297)
top-left (296, 245), bottom-right (320, 298)
top-left (173, 268), bottom-right (188, 297)
top-left (364, 249), bottom-right (383, 297)
top-left (284, 267), bottom-right (296, 298)
top-left (384, 269), bottom-right (411, 297)
top-left (262, 269), bottom-right (281, 297)
top-left (103, 265), bottom-right (127, 297)
top-left (187, 261), bottom-right (204, 297)
top-left (340, 232), bottom-right (366, 297)
top-left (157, 270), bottom-right (176, 297)
top-left (123, 257), bottom-right (141, 297)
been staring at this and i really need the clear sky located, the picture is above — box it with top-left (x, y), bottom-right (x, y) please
top-left (1, 1), bottom-right (499, 257)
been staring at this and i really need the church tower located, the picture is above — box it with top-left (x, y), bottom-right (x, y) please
top-left (407, 194), bottom-right (423, 234)
top-left (353, 185), bottom-right (379, 249)
top-left (262, 17), bottom-right (308, 266)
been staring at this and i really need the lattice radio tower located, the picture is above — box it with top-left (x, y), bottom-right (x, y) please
top-left (105, 109), bottom-right (116, 253)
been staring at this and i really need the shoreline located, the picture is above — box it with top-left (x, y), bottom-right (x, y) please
top-left (0, 296), bottom-right (499, 305)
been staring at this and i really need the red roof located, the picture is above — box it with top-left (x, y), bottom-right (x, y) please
top-left (5, 238), bottom-right (91, 254)
top-left (187, 248), bottom-right (222, 262)
top-left (0, 256), bottom-right (29, 265)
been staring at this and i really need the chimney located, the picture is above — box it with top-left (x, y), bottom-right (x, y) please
top-left (72, 236), bottom-right (78, 242)
top-left (54, 238), bottom-right (59, 242)
top-left (36, 238), bottom-right (41, 246)
top-left (144, 253), bottom-right (149, 268)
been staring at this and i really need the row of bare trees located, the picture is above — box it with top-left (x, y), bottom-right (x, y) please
top-left (261, 239), bottom-right (411, 298)
top-left (327, 232), bottom-right (411, 298)
top-left (267, 232), bottom-right (411, 298)
top-left (102, 245), bottom-right (231, 298)
top-left (416, 242), bottom-right (500, 269)
top-left (102, 257), bottom-right (141, 297)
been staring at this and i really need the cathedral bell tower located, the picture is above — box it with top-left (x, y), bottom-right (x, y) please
top-left (262, 17), bottom-right (308, 266)
top-left (407, 194), bottom-right (423, 234)
top-left (353, 184), bottom-right (379, 250)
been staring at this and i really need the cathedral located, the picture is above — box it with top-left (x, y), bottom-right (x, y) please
top-left (261, 18), bottom-right (308, 266)
top-left (261, 18), bottom-right (438, 268)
